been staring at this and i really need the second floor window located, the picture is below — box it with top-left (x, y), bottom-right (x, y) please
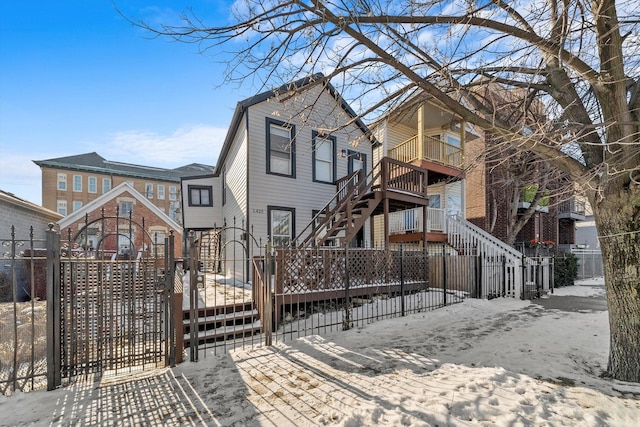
top-left (57, 173), bottom-right (67, 191)
top-left (313, 132), bottom-right (336, 183)
top-left (102, 178), bottom-right (111, 194)
top-left (188, 185), bottom-right (212, 206)
top-left (88, 177), bottom-right (97, 193)
top-left (157, 184), bottom-right (165, 200)
top-left (73, 175), bottom-right (82, 192)
top-left (267, 118), bottom-right (295, 177)
top-left (169, 186), bottom-right (177, 201)
top-left (145, 183), bottom-right (153, 199)
top-left (73, 201), bottom-right (83, 212)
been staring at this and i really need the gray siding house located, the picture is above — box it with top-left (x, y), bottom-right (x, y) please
top-left (181, 75), bottom-right (374, 275)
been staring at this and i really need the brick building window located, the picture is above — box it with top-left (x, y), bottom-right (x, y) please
top-left (145, 183), bottom-right (154, 199)
top-left (73, 175), bottom-right (82, 192)
top-left (57, 173), bottom-right (67, 191)
top-left (57, 200), bottom-right (67, 216)
top-left (169, 186), bottom-right (177, 201)
top-left (102, 178), bottom-right (111, 194)
top-left (88, 176), bottom-right (97, 193)
top-left (119, 202), bottom-right (133, 217)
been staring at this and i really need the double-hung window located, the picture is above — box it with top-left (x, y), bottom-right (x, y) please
top-left (169, 186), bottom-right (177, 201)
top-left (267, 118), bottom-right (295, 177)
top-left (102, 178), bottom-right (111, 194)
top-left (312, 131), bottom-right (336, 183)
top-left (119, 202), bottom-right (133, 217)
top-left (347, 151), bottom-right (366, 176)
top-left (188, 185), bottom-right (212, 207)
top-left (145, 183), bottom-right (154, 199)
top-left (157, 184), bottom-right (165, 200)
top-left (88, 176), bottom-right (97, 193)
top-left (268, 206), bottom-right (295, 248)
top-left (57, 200), bottom-right (67, 216)
top-left (73, 201), bottom-right (83, 212)
top-left (57, 174), bottom-right (67, 191)
top-left (73, 175), bottom-right (82, 192)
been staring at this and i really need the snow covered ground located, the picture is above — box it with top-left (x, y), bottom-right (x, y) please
top-left (2, 277), bottom-right (639, 426)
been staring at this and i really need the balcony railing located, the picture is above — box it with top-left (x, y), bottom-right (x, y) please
top-left (559, 199), bottom-right (586, 216)
top-left (388, 134), bottom-right (463, 169)
top-left (389, 207), bottom-right (446, 234)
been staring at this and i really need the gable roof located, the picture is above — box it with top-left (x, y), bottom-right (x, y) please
top-left (57, 182), bottom-right (182, 231)
top-left (213, 73), bottom-right (376, 176)
top-left (34, 152), bottom-right (213, 182)
top-left (0, 189), bottom-right (63, 220)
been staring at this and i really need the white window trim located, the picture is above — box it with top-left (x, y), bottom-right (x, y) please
top-left (88, 176), bottom-right (97, 193)
top-left (73, 175), bottom-right (82, 192)
top-left (57, 173), bottom-right (67, 191)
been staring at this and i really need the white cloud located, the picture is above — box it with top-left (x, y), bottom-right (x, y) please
top-left (0, 153), bottom-right (43, 204)
top-left (103, 125), bottom-right (227, 169)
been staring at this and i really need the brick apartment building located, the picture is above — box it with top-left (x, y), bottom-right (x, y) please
top-left (34, 152), bottom-right (213, 224)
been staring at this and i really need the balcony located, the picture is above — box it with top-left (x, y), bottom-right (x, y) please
top-left (558, 199), bottom-right (586, 221)
top-left (388, 134), bottom-right (463, 170)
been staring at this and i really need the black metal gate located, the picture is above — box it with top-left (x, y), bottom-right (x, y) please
top-left (47, 216), bottom-right (176, 389)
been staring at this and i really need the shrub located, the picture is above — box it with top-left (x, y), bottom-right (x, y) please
top-left (554, 253), bottom-right (578, 287)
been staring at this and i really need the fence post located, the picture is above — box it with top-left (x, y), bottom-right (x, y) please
top-left (343, 246), bottom-right (351, 330)
top-left (188, 231), bottom-right (199, 362)
top-left (442, 244), bottom-right (447, 306)
top-left (501, 255), bottom-right (507, 297)
top-left (167, 232), bottom-right (176, 367)
top-left (400, 244), bottom-right (405, 316)
top-left (46, 224), bottom-right (61, 391)
top-left (550, 256), bottom-right (555, 294)
top-left (264, 240), bottom-right (273, 347)
top-left (521, 255), bottom-right (527, 300)
top-left (475, 251), bottom-right (483, 298)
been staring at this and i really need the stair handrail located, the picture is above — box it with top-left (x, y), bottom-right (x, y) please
top-left (292, 169), bottom-right (359, 247)
top-left (448, 213), bottom-right (523, 259)
top-left (294, 166), bottom-right (379, 248)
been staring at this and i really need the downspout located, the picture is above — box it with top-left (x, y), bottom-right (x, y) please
top-left (245, 109), bottom-right (251, 280)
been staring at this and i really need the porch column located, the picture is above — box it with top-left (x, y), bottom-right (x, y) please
top-left (384, 198), bottom-right (390, 249)
top-left (418, 104), bottom-right (425, 161)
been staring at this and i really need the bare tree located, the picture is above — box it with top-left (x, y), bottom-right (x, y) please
top-left (131, 0), bottom-right (640, 381)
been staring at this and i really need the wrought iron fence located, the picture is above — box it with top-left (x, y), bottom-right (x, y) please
top-left (260, 243), bottom-right (475, 346)
top-left (0, 226), bottom-right (48, 395)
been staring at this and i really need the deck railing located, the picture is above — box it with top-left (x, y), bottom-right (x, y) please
top-left (558, 199), bottom-right (586, 216)
top-left (389, 134), bottom-right (463, 169)
top-left (447, 214), bottom-right (526, 298)
top-left (389, 207), bottom-right (446, 234)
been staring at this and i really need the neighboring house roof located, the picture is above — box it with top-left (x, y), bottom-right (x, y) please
top-left (57, 182), bottom-right (182, 232)
top-left (33, 152), bottom-right (214, 182)
top-left (213, 73), bottom-right (376, 176)
top-left (0, 189), bottom-right (63, 221)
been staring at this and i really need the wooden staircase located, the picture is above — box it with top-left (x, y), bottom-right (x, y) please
top-left (295, 157), bottom-right (430, 248)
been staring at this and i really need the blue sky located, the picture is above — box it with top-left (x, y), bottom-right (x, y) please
top-left (0, 1), bottom-right (256, 205)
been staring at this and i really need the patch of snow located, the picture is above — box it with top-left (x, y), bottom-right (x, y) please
top-left (2, 277), bottom-right (639, 426)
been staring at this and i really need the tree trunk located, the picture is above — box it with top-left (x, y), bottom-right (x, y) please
top-left (593, 184), bottom-right (640, 382)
